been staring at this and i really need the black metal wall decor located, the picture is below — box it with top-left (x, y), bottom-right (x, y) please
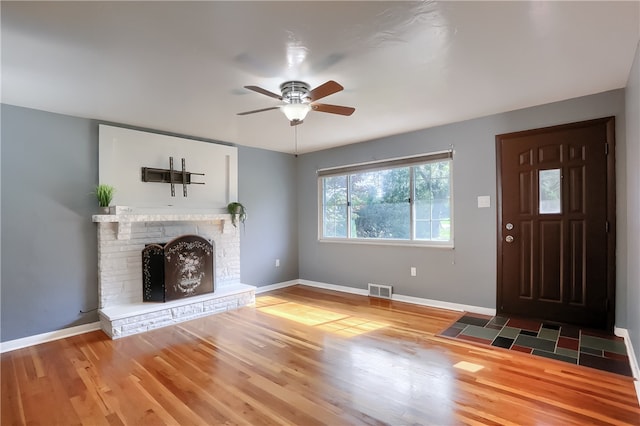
top-left (142, 235), bottom-right (214, 302)
top-left (141, 157), bottom-right (205, 197)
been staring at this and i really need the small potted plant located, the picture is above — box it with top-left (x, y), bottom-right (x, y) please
top-left (94, 184), bottom-right (115, 214)
top-left (227, 202), bottom-right (247, 228)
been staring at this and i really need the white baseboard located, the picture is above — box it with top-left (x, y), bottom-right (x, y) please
top-left (392, 294), bottom-right (496, 316)
top-left (614, 327), bottom-right (640, 380)
top-left (614, 327), bottom-right (640, 406)
top-left (296, 279), bottom-right (495, 315)
top-left (298, 279), bottom-right (369, 296)
top-left (0, 322), bottom-right (102, 354)
top-left (255, 280), bottom-right (299, 294)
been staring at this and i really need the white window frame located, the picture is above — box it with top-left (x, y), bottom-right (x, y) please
top-left (317, 151), bottom-right (454, 248)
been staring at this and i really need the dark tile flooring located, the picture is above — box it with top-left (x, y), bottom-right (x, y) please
top-left (439, 313), bottom-right (633, 377)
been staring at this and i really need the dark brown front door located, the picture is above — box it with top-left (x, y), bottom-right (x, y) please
top-left (496, 117), bottom-right (616, 330)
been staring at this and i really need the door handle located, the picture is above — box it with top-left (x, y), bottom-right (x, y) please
top-left (505, 235), bottom-right (514, 243)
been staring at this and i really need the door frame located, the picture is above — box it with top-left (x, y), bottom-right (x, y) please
top-left (495, 117), bottom-right (616, 330)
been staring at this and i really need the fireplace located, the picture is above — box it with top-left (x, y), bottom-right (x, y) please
top-left (143, 235), bottom-right (214, 302)
top-left (92, 213), bottom-right (255, 338)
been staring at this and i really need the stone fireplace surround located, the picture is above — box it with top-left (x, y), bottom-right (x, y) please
top-left (92, 212), bottom-right (255, 338)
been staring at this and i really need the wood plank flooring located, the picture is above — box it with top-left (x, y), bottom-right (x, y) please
top-left (2, 285), bottom-right (639, 425)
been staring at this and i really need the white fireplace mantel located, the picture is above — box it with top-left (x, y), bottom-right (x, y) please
top-left (92, 213), bottom-right (232, 240)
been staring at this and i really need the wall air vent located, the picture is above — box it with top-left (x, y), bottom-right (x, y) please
top-left (368, 283), bottom-right (393, 299)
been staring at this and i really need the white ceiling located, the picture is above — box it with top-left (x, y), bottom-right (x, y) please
top-left (2, 1), bottom-right (639, 154)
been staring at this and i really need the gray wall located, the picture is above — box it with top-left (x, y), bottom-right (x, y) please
top-left (625, 41), bottom-right (640, 361)
top-left (1, 104), bottom-right (298, 342)
top-left (298, 90), bottom-right (628, 326)
top-left (1, 105), bottom-right (99, 341)
top-left (238, 146), bottom-right (298, 286)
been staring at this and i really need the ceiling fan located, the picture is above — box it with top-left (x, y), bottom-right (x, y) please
top-left (237, 80), bottom-right (355, 126)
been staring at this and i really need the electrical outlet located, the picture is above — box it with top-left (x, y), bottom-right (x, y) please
top-left (275, 259), bottom-right (280, 267)
top-left (410, 267), bottom-right (417, 277)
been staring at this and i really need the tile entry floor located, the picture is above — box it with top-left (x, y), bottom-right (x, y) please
top-left (439, 314), bottom-right (633, 377)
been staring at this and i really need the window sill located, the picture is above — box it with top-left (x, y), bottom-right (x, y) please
top-left (318, 238), bottom-right (454, 249)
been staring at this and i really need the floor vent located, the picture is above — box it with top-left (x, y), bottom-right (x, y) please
top-left (368, 283), bottom-right (393, 299)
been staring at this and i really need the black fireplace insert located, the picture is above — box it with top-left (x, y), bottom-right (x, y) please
top-left (142, 234), bottom-right (214, 302)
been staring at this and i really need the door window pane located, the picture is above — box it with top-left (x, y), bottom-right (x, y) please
top-left (539, 169), bottom-right (561, 214)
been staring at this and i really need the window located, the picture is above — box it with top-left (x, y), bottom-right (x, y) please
top-left (539, 168), bottom-right (561, 214)
top-left (319, 151), bottom-right (453, 246)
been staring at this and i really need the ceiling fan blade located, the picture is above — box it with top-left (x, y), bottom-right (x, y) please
top-left (311, 103), bottom-right (355, 116)
top-left (244, 85), bottom-right (282, 100)
top-left (290, 119), bottom-right (304, 126)
top-left (237, 106), bottom-right (280, 116)
top-left (307, 80), bottom-right (343, 102)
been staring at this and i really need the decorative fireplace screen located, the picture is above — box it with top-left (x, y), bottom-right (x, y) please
top-left (142, 234), bottom-right (214, 302)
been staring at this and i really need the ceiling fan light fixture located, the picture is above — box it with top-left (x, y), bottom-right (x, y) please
top-left (281, 103), bottom-right (311, 121)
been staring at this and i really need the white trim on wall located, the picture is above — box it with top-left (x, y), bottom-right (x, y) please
top-left (255, 280), bottom-right (300, 294)
top-left (297, 279), bottom-right (496, 315)
top-left (0, 322), bottom-right (102, 354)
top-left (391, 294), bottom-right (495, 316)
top-left (258, 279), bottom-right (497, 315)
top-left (615, 327), bottom-right (640, 379)
top-left (298, 279), bottom-right (369, 296)
top-left (614, 327), bottom-right (640, 406)
top-left (260, 278), bottom-right (494, 315)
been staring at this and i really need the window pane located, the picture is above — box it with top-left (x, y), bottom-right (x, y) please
top-left (539, 169), bottom-right (561, 214)
top-left (323, 176), bottom-right (348, 237)
top-left (350, 168), bottom-right (410, 239)
top-left (414, 161), bottom-right (451, 241)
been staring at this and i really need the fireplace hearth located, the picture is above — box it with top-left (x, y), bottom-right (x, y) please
top-left (143, 234), bottom-right (214, 302)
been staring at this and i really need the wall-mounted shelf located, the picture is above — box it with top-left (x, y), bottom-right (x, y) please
top-left (92, 213), bottom-right (232, 240)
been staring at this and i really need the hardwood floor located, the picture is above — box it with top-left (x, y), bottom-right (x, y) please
top-left (2, 285), bottom-right (639, 425)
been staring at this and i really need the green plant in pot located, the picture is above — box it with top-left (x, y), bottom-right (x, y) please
top-left (227, 202), bottom-right (247, 228)
top-left (94, 184), bottom-right (115, 213)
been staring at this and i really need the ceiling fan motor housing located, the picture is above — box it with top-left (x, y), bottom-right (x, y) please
top-left (280, 81), bottom-right (310, 104)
